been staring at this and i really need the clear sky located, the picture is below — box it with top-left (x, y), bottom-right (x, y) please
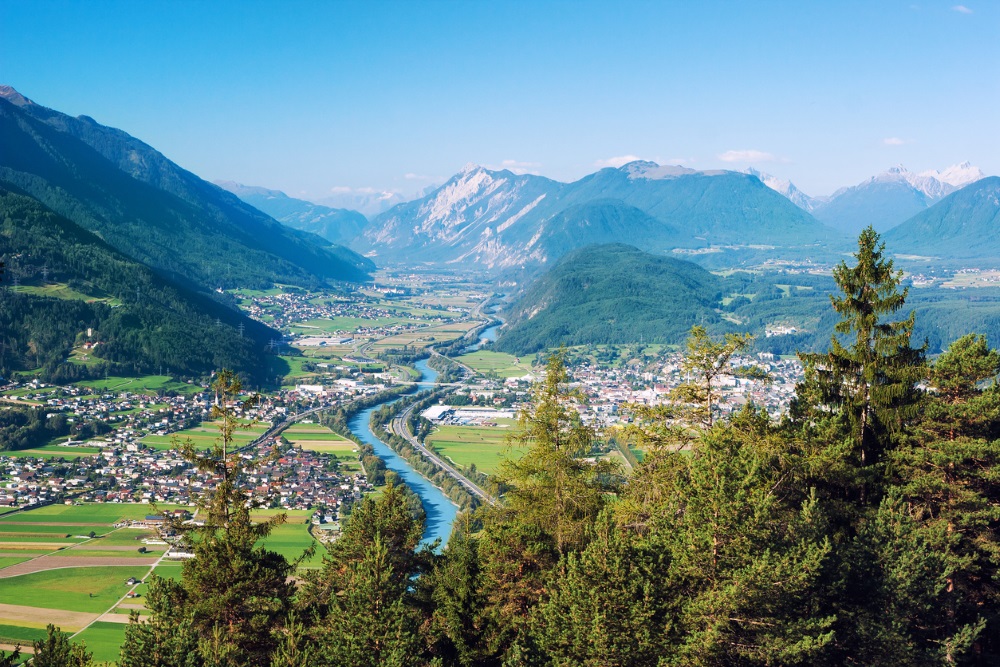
top-left (2, 1), bottom-right (997, 200)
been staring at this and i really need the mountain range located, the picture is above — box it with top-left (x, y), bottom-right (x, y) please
top-left (809, 163), bottom-right (986, 235)
top-left (215, 181), bottom-right (368, 247)
top-left (358, 160), bottom-right (841, 270)
top-left (0, 86), bottom-right (373, 291)
top-left (0, 185), bottom-right (276, 381)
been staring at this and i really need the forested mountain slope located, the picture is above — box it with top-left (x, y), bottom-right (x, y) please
top-left (885, 176), bottom-right (1000, 262)
top-left (0, 186), bottom-right (277, 381)
top-left (496, 243), bottom-right (727, 354)
top-left (0, 90), bottom-right (373, 290)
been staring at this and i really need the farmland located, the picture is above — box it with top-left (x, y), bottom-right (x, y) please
top-left (425, 424), bottom-right (525, 475)
top-left (141, 420), bottom-right (270, 451)
top-left (282, 423), bottom-right (360, 471)
top-left (0, 502), bottom-right (326, 662)
top-left (454, 350), bottom-right (534, 378)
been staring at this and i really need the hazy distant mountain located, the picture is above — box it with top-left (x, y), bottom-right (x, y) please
top-left (215, 181), bottom-right (367, 247)
top-left (742, 167), bottom-right (815, 211)
top-left (314, 189), bottom-right (413, 217)
top-left (0, 86), bottom-right (373, 289)
top-left (813, 164), bottom-right (987, 235)
top-left (495, 244), bottom-right (727, 354)
top-left (363, 161), bottom-right (839, 269)
top-left (884, 176), bottom-right (1000, 261)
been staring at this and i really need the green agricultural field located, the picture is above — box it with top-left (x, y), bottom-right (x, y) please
top-left (141, 421), bottom-right (268, 451)
top-left (0, 503), bottom-right (183, 524)
top-left (0, 566), bottom-right (151, 613)
top-left (75, 375), bottom-right (201, 396)
top-left (129, 562), bottom-right (184, 600)
top-left (0, 535), bottom-right (83, 545)
top-left (258, 521), bottom-right (325, 568)
top-left (426, 425), bottom-right (524, 475)
top-left (91, 529), bottom-right (159, 547)
top-left (1, 443), bottom-right (102, 459)
top-left (455, 350), bottom-right (534, 378)
top-left (73, 621), bottom-right (127, 663)
top-left (0, 549), bottom-right (53, 556)
top-left (371, 321), bottom-right (481, 351)
top-left (295, 441), bottom-right (357, 455)
top-left (0, 622), bottom-right (56, 645)
top-left (0, 524), bottom-right (114, 536)
top-left (0, 556), bottom-right (30, 569)
top-left (283, 431), bottom-right (349, 441)
top-left (61, 548), bottom-right (163, 558)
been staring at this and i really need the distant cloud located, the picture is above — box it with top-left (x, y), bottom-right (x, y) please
top-left (594, 155), bottom-right (645, 168)
top-left (718, 149), bottom-right (778, 163)
top-left (329, 186), bottom-right (352, 194)
top-left (882, 137), bottom-right (909, 146)
top-left (486, 159), bottom-right (542, 175)
top-left (952, 5), bottom-right (973, 14)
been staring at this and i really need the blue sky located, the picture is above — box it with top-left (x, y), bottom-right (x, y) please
top-left (3, 1), bottom-right (997, 199)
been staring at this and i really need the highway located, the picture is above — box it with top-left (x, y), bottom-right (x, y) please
top-left (390, 400), bottom-right (497, 506)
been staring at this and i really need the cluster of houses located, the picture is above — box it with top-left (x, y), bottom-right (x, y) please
top-left (0, 435), bottom-right (371, 516)
top-left (566, 352), bottom-right (803, 425)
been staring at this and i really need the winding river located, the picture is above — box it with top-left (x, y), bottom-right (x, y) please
top-left (346, 358), bottom-right (459, 548)
top-left (463, 323), bottom-right (501, 353)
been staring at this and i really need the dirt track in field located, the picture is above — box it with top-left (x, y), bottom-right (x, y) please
top-left (0, 556), bottom-right (159, 578)
top-left (0, 643), bottom-right (35, 654)
top-left (0, 602), bottom-right (95, 630)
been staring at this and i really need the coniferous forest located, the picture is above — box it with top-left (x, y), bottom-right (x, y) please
top-left (9, 229), bottom-right (1000, 667)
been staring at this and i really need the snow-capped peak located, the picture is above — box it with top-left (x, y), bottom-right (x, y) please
top-left (742, 167), bottom-right (815, 211)
top-left (869, 164), bottom-right (952, 199)
top-left (459, 162), bottom-right (485, 175)
top-left (927, 162), bottom-right (986, 188)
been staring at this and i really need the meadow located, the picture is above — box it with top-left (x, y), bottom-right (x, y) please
top-left (1, 442), bottom-right (103, 459)
top-left (141, 421), bottom-right (269, 451)
top-left (455, 350), bottom-right (535, 378)
top-left (75, 375), bottom-right (201, 396)
top-left (0, 566), bottom-right (151, 613)
top-left (74, 622), bottom-right (128, 663)
top-left (0, 504), bottom-right (182, 524)
top-left (426, 424), bottom-right (524, 475)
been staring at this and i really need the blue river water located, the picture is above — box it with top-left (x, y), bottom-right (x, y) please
top-left (463, 323), bottom-right (500, 353)
top-left (346, 358), bottom-right (459, 548)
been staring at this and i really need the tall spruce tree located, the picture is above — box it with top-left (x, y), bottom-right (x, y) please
top-left (299, 482), bottom-right (427, 666)
top-left (886, 334), bottom-right (1000, 663)
top-left (795, 226), bottom-right (924, 492)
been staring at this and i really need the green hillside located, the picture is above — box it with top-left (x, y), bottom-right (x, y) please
top-left (0, 95), bottom-right (373, 290)
top-left (0, 186), bottom-right (277, 381)
top-left (496, 244), bottom-right (727, 354)
top-left (884, 176), bottom-right (1000, 261)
